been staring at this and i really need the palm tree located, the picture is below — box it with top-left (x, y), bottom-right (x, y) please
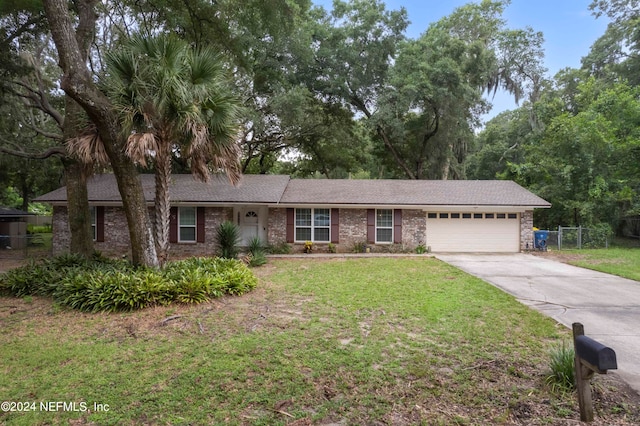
top-left (104, 34), bottom-right (241, 266)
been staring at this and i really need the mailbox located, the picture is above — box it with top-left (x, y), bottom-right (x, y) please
top-left (572, 322), bottom-right (619, 422)
top-left (574, 335), bottom-right (617, 372)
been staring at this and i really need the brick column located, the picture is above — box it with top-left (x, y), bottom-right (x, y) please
top-left (520, 210), bottom-right (534, 251)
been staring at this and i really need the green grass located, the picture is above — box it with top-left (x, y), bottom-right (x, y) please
top-left (1, 258), bottom-right (637, 425)
top-left (560, 247), bottom-right (640, 281)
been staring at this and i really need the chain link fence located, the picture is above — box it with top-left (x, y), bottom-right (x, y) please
top-left (542, 226), bottom-right (611, 250)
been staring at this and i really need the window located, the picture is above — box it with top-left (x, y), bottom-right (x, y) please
top-left (179, 207), bottom-right (197, 242)
top-left (485, 213), bottom-right (494, 219)
top-left (474, 213), bottom-right (483, 219)
top-left (428, 212), bottom-right (437, 219)
top-left (462, 213), bottom-right (472, 219)
top-left (497, 213), bottom-right (506, 219)
top-left (451, 213), bottom-right (460, 219)
top-left (376, 209), bottom-right (393, 243)
top-left (295, 208), bottom-right (330, 242)
top-left (439, 213), bottom-right (449, 219)
top-left (508, 213), bottom-right (518, 219)
top-left (90, 206), bottom-right (97, 241)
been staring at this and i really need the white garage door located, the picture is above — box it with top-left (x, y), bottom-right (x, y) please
top-left (426, 212), bottom-right (520, 253)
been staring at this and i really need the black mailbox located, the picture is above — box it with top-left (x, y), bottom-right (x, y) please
top-left (575, 335), bottom-right (617, 372)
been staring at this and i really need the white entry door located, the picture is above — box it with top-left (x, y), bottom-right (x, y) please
top-left (240, 209), bottom-right (259, 246)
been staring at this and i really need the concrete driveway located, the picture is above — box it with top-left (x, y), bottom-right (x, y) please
top-left (436, 253), bottom-right (640, 394)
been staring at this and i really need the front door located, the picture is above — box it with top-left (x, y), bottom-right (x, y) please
top-left (240, 209), bottom-right (259, 246)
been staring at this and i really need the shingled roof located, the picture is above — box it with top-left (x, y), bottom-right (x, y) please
top-left (280, 179), bottom-right (550, 207)
top-left (0, 207), bottom-right (33, 217)
top-left (35, 174), bottom-right (291, 204)
top-left (35, 174), bottom-right (550, 208)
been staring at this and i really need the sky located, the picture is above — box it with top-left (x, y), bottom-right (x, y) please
top-left (313, 0), bottom-right (611, 122)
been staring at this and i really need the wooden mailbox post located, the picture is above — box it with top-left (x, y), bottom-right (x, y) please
top-left (572, 322), bottom-right (617, 422)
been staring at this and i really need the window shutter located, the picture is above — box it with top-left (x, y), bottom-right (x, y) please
top-left (331, 208), bottom-right (339, 244)
top-left (394, 209), bottom-right (403, 244)
top-left (96, 206), bottom-right (105, 242)
top-left (286, 208), bottom-right (294, 243)
top-left (197, 207), bottom-right (205, 243)
top-left (367, 209), bottom-right (375, 243)
top-left (169, 207), bottom-right (178, 243)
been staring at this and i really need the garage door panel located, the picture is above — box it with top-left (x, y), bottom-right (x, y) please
top-left (427, 217), bottom-right (520, 252)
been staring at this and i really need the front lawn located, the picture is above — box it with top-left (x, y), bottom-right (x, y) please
top-left (547, 247), bottom-right (640, 281)
top-left (1, 258), bottom-right (638, 425)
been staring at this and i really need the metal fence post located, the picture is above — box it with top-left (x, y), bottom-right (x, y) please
top-left (578, 225), bottom-right (582, 249)
top-left (558, 225), bottom-right (563, 250)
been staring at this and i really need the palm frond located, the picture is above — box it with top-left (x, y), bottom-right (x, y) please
top-left (125, 132), bottom-right (158, 167)
top-left (66, 125), bottom-right (110, 167)
top-left (103, 32), bottom-right (242, 185)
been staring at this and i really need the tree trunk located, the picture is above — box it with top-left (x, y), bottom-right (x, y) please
top-left (441, 142), bottom-right (453, 180)
top-left (154, 141), bottom-right (172, 267)
top-left (63, 92), bottom-right (95, 258)
top-left (108, 147), bottom-right (159, 267)
top-left (19, 169), bottom-right (30, 213)
top-left (44, 0), bottom-right (159, 267)
top-left (63, 157), bottom-right (94, 257)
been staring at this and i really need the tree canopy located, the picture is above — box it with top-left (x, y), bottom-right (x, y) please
top-left (2, 0), bottom-right (640, 245)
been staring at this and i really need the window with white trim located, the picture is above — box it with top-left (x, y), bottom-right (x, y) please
top-left (178, 207), bottom-right (197, 242)
top-left (376, 209), bottom-right (393, 243)
top-left (295, 208), bottom-right (330, 242)
top-left (90, 206), bottom-right (97, 241)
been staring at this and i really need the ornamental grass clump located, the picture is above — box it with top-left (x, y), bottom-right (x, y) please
top-left (545, 342), bottom-right (576, 393)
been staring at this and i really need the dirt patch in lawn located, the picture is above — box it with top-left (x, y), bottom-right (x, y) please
top-left (530, 250), bottom-right (587, 264)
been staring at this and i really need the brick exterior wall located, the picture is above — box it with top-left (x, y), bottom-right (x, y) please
top-left (267, 208), bottom-right (287, 247)
top-left (52, 205), bottom-right (233, 259)
top-left (402, 209), bottom-right (427, 249)
top-left (52, 205), bottom-right (534, 256)
top-left (267, 207), bottom-right (424, 253)
top-left (337, 209), bottom-right (368, 251)
top-left (520, 210), bottom-right (534, 251)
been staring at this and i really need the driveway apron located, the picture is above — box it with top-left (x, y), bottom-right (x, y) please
top-left (436, 253), bottom-right (640, 394)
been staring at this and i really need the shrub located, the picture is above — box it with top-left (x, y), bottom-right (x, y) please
top-left (164, 257), bottom-right (257, 296)
top-left (163, 258), bottom-right (227, 300)
top-left (27, 224), bottom-right (52, 234)
top-left (267, 241), bottom-right (291, 254)
top-left (545, 342), bottom-right (575, 393)
top-left (247, 236), bottom-right (267, 267)
top-left (352, 241), bottom-right (368, 253)
top-left (0, 256), bottom-right (86, 297)
top-left (216, 221), bottom-right (240, 259)
top-left (213, 258), bottom-right (258, 294)
top-left (303, 241), bottom-right (313, 253)
top-left (2, 254), bottom-right (259, 312)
